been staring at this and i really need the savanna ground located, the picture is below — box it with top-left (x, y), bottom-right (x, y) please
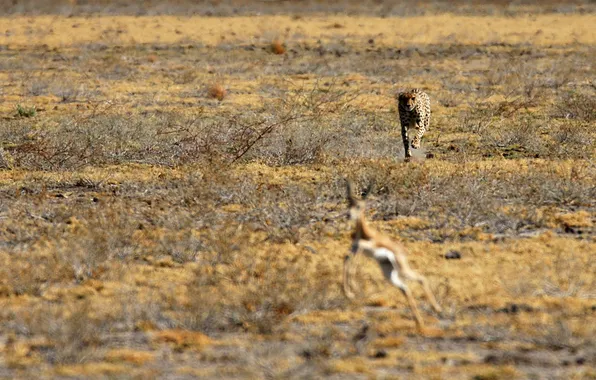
top-left (0, 0), bottom-right (595, 378)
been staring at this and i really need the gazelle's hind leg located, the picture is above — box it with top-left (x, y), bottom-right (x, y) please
top-left (379, 260), bottom-right (424, 329)
top-left (402, 267), bottom-right (442, 313)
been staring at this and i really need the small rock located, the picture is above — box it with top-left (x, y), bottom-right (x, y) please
top-left (372, 349), bottom-right (387, 359)
top-left (483, 354), bottom-right (498, 364)
top-left (300, 350), bottom-right (313, 360)
top-left (497, 303), bottom-right (534, 314)
top-left (303, 245), bottom-right (317, 254)
top-left (445, 250), bottom-right (461, 260)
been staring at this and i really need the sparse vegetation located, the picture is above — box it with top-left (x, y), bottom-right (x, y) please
top-left (15, 104), bottom-right (36, 117)
top-left (0, 2), bottom-right (594, 378)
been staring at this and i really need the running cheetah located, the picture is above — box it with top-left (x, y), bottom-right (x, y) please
top-left (397, 89), bottom-right (431, 160)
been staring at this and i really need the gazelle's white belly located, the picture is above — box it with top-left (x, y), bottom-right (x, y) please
top-left (366, 247), bottom-right (400, 282)
top-left (373, 247), bottom-right (395, 263)
top-left (361, 245), bottom-right (395, 263)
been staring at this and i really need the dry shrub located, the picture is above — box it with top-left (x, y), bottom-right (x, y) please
top-left (548, 120), bottom-right (595, 159)
top-left (187, 227), bottom-right (346, 334)
top-left (478, 117), bottom-right (546, 159)
top-left (0, 200), bottom-right (141, 294)
top-left (251, 121), bottom-right (334, 166)
top-left (0, 82), bottom-right (358, 169)
top-left (552, 91), bottom-right (596, 122)
top-left (207, 82), bottom-right (226, 101)
top-left (461, 96), bottom-right (540, 135)
top-left (225, 81), bottom-right (359, 164)
top-left (340, 160), bottom-right (594, 239)
top-left (459, 93), bottom-right (595, 159)
top-left (482, 59), bottom-right (548, 100)
top-left (0, 254), bottom-right (68, 296)
top-left (173, 69), bottom-right (197, 85)
top-left (270, 39), bottom-right (286, 55)
top-left (11, 301), bottom-right (102, 364)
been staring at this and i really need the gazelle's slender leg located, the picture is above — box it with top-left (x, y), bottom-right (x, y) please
top-left (344, 239), bottom-right (362, 300)
top-left (343, 254), bottom-right (356, 299)
top-left (379, 259), bottom-right (424, 329)
top-left (401, 285), bottom-right (425, 330)
top-left (402, 268), bottom-right (442, 313)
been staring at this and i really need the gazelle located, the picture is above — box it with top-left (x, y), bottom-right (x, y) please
top-left (343, 181), bottom-right (442, 331)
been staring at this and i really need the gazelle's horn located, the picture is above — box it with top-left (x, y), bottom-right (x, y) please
top-left (362, 180), bottom-right (375, 200)
top-left (346, 179), bottom-right (356, 206)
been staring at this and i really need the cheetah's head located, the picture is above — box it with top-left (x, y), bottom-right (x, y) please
top-left (399, 92), bottom-right (417, 112)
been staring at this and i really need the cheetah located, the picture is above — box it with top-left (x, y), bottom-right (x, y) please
top-left (397, 89), bottom-right (431, 160)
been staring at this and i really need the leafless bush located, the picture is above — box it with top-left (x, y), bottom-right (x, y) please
top-left (547, 120), bottom-right (595, 159)
top-left (478, 117), bottom-right (546, 159)
top-left (11, 301), bottom-right (102, 364)
top-left (25, 78), bottom-right (50, 96)
top-left (244, 184), bottom-right (329, 243)
top-left (461, 94), bottom-right (541, 133)
top-left (226, 81), bottom-right (359, 164)
top-left (1, 82), bottom-right (357, 169)
top-left (552, 91), bottom-right (596, 122)
top-left (250, 121), bottom-right (334, 166)
top-left (1, 255), bottom-right (63, 297)
top-left (484, 60), bottom-right (546, 98)
top-left (52, 83), bottom-right (85, 103)
top-left (517, 164), bottom-right (596, 208)
top-left (459, 91), bottom-right (594, 159)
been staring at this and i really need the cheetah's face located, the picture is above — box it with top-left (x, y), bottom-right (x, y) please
top-left (400, 93), bottom-right (417, 112)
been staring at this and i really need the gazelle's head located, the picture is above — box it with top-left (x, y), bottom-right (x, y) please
top-left (398, 91), bottom-right (417, 112)
top-left (346, 180), bottom-right (371, 221)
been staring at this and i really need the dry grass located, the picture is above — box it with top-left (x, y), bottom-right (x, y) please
top-left (0, 3), bottom-right (595, 378)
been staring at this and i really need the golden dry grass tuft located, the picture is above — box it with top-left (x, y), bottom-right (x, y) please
top-left (207, 82), bottom-right (227, 101)
top-left (270, 39), bottom-right (287, 55)
top-left (152, 329), bottom-right (213, 349)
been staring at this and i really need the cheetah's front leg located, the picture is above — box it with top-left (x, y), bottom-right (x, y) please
top-left (401, 121), bottom-right (412, 159)
top-left (411, 117), bottom-right (425, 150)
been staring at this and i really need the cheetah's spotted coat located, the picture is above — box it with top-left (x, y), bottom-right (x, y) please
top-left (397, 89), bottom-right (431, 159)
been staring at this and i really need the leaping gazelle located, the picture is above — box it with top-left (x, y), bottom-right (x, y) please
top-left (343, 181), bottom-right (442, 331)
